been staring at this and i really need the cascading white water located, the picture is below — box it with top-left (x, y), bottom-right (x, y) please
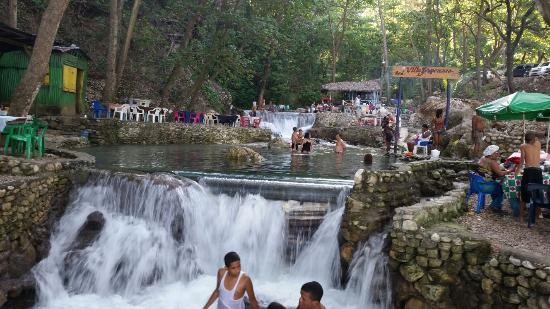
top-left (33, 172), bottom-right (387, 309)
top-left (256, 111), bottom-right (316, 139)
top-left (344, 231), bottom-right (392, 309)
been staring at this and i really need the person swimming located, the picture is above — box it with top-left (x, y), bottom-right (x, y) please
top-left (297, 281), bottom-right (326, 309)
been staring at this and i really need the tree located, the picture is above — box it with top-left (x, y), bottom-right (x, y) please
top-left (377, 0), bottom-right (390, 100)
top-left (8, 0), bottom-right (17, 28)
top-left (160, 0), bottom-right (208, 103)
top-left (8, 0), bottom-right (70, 116)
top-left (481, 0), bottom-right (536, 93)
top-left (328, 0), bottom-right (352, 82)
top-left (102, 0), bottom-right (119, 103)
top-left (116, 0), bottom-right (143, 85)
top-left (535, 0), bottom-right (550, 25)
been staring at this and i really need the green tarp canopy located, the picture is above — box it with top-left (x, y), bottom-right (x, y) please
top-left (476, 91), bottom-right (550, 121)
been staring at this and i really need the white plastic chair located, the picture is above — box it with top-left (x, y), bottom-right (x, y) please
top-left (205, 113), bottom-right (218, 125)
top-left (130, 106), bottom-right (144, 121)
top-left (147, 108), bottom-right (162, 123)
top-left (113, 104), bottom-right (130, 120)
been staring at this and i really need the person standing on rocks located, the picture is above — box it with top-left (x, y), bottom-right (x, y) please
top-left (203, 251), bottom-right (260, 309)
top-left (471, 114), bottom-right (485, 158)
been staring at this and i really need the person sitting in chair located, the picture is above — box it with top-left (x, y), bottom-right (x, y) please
top-left (407, 124), bottom-right (431, 152)
top-left (476, 145), bottom-right (514, 212)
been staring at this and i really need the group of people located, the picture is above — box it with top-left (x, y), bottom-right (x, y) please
top-left (290, 127), bottom-right (347, 155)
top-left (203, 252), bottom-right (326, 309)
top-left (476, 131), bottom-right (543, 221)
top-left (291, 127), bottom-right (312, 153)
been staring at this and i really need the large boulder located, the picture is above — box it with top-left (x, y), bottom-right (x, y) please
top-left (225, 146), bottom-right (264, 162)
top-left (268, 137), bottom-right (288, 149)
top-left (72, 211), bottom-right (105, 250)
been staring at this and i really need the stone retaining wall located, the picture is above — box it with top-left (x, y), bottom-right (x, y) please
top-left (390, 185), bottom-right (550, 308)
top-left (339, 160), bottom-right (475, 274)
top-left (0, 151), bottom-right (93, 306)
top-left (484, 130), bottom-right (524, 157)
top-left (43, 117), bottom-right (272, 145)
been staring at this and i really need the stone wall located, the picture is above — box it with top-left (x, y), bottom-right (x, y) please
top-left (390, 185), bottom-right (550, 308)
top-left (43, 117), bottom-right (272, 145)
top-left (484, 129), bottom-right (524, 157)
top-left (339, 160), bottom-right (475, 274)
top-left (0, 151), bottom-right (93, 306)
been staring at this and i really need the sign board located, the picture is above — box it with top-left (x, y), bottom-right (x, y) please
top-left (392, 66), bottom-right (460, 80)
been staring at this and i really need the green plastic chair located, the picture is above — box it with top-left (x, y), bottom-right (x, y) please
top-left (8, 124), bottom-right (36, 159)
top-left (32, 121), bottom-right (48, 159)
top-left (3, 123), bottom-right (23, 155)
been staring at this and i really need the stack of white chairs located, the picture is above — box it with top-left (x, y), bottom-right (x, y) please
top-left (113, 104), bottom-right (130, 120)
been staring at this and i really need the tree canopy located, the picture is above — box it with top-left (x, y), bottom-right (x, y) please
top-left (2, 0), bottom-right (549, 112)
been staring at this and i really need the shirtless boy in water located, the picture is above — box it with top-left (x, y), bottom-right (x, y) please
top-left (297, 281), bottom-right (326, 309)
top-left (203, 252), bottom-right (259, 309)
top-left (335, 134), bottom-right (346, 154)
top-left (516, 132), bottom-right (543, 222)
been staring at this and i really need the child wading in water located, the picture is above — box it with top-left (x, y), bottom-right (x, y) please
top-left (335, 134), bottom-right (346, 154)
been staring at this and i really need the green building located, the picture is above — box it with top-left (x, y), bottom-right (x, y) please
top-left (0, 23), bottom-right (90, 115)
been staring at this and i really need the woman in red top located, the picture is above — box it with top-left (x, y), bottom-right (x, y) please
top-left (431, 109), bottom-right (445, 150)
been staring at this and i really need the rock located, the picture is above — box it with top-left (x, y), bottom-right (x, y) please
top-left (489, 258), bottom-right (499, 267)
top-left (537, 270), bottom-right (548, 280)
top-left (503, 276), bottom-right (518, 288)
top-left (538, 296), bottom-right (550, 309)
top-left (225, 146), bottom-right (264, 162)
top-left (510, 256), bottom-right (522, 266)
top-left (419, 284), bottom-right (448, 302)
top-left (267, 137), bottom-right (288, 149)
top-left (8, 243), bottom-right (36, 278)
top-left (538, 282), bottom-right (550, 295)
top-left (0, 289), bottom-right (5, 307)
top-left (502, 292), bottom-right (522, 304)
top-left (517, 275), bottom-right (530, 288)
top-left (72, 211), bottom-right (105, 250)
top-left (522, 260), bottom-right (536, 270)
top-left (404, 297), bottom-right (430, 309)
top-left (402, 220), bottom-right (418, 232)
top-left (481, 278), bottom-right (494, 294)
top-left (430, 233), bottom-right (440, 242)
top-left (400, 263), bottom-right (425, 282)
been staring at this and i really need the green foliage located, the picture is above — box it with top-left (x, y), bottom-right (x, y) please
top-left (22, 0), bottom-right (549, 106)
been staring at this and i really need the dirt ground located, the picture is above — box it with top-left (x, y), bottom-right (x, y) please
top-left (457, 195), bottom-right (550, 257)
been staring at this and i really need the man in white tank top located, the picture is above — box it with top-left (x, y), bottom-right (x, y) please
top-left (203, 252), bottom-right (260, 309)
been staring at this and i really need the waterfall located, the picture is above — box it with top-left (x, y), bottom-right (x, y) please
top-left (255, 111), bottom-right (316, 139)
top-left (32, 172), bottom-right (387, 309)
top-left (344, 230), bottom-right (392, 309)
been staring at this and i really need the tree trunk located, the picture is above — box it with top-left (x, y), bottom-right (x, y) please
top-left (116, 0), bottom-right (142, 84)
top-left (505, 44), bottom-right (514, 93)
top-left (8, 0), bottom-right (17, 28)
top-left (188, 69), bottom-right (210, 110)
top-left (8, 0), bottom-right (70, 116)
top-left (378, 0), bottom-right (390, 100)
top-left (461, 25), bottom-right (468, 73)
top-left (258, 47), bottom-right (274, 106)
top-left (537, 51), bottom-right (545, 63)
top-left (102, 0), bottom-right (119, 104)
top-left (475, 2), bottom-right (482, 93)
top-left (535, 0), bottom-right (550, 26)
top-left (161, 11), bottom-right (202, 102)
